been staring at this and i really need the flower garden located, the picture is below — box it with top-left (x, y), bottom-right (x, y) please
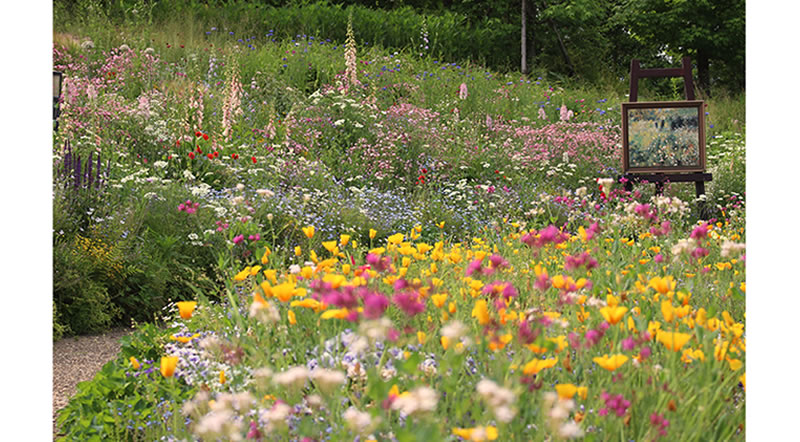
top-left (51, 8), bottom-right (746, 442)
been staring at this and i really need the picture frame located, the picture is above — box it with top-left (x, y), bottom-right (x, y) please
top-left (621, 100), bottom-right (706, 173)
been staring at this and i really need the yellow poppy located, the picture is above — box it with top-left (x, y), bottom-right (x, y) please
top-left (288, 310), bottom-right (297, 325)
top-left (339, 234), bottom-right (351, 246)
top-left (291, 298), bottom-right (324, 311)
top-left (321, 308), bottom-right (350, 320)
top-left (234, 267), bottom-right (251, 281)
top-left (272, 281), bottom-right (305, 303)
top-left (219, 369), bottom-right (226, 384)
top-left (431, 293), bottom-right (448, 308)
top-left (261, 246), bottom-right (271, 264)
top-left (727, 358), bottom-right (743, 371)
top-left (176, 301), bottom-right (197, 319)
top-left (471, 300), bottom-right (490, 325)
top-left (522, 357), bottom-right (558, 375)
top-left (452, 426), bottom-right (498, 441)
top-left (160, 356), bottom-right (179, 378)
top-left (649, 276), bottom-right (675, 294)
top-left (170, 333), bottom-right (201, 344)
top-left (599, 305), bottom-right (628, 325)
top-left (129, 356), bottom-right (140, 370)
top-left (555, 383), bottom-right (578, 400)
top-left (661, 300), bottom-right (675, 322)
top-left (322, 241), bottom-right (339, 255)
top-left (369, 229), bottom-right (377, 239)
top-left (592, 354), bottom-right (628, 371)
top-left (656, 331), bottom-right (692, 352)
top-left (302, 226), bottom-right (315, 239)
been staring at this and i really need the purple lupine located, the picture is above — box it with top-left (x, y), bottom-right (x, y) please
top-left (87, 151), bottom-right (94, 189)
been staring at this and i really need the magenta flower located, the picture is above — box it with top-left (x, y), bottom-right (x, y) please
top-left (622, 336), bottom-right (636, 351)
top-left (690, 222), bottom-right (709, 239)
top-left (233, 234), bottom-right (245, 244)
top-left (246, 420), bottom-right (262, 439)
top-left (362, 291), bottom-right (389, 319)
top-left (393, 291), bottom-right (425, 316)
top-left (366, 253), bottom-right (390, 273)
top-left (599, 391), bottom-right (630, 417)
top-left (691, 247), bottom-right (709, 259)
top-left (488, 254), bottom-right (509, 270)
top-left (465, 258), bottom-right (483, 276)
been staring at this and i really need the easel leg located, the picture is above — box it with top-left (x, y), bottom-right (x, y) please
top-left (695, 180), bottom-right (708, 219)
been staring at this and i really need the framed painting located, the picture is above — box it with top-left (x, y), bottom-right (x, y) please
top-left (621, 101), bottom-right (706, 173)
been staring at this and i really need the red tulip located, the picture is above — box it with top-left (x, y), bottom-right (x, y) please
top-left (188, 152), bottom-right (195, 159)
top-left (203, 134), bottom-right (209, 141)
top-left (252, 156), bottom-right (257, 164)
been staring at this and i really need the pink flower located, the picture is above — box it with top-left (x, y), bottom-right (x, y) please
top-left (691, 247), bottom-right (709, 259)
top-left (366, 253), bottom-right (390, 273)
top-left (622, 336), bottom-right (636, 351)
top-left (458, 83), bottom-right (468, 100)
top-left (538, 107), bottom-right (547, 120)
top-left (393, 292), bottom-right (425, 317)
top-left (362, 291), bottom-right (389, 319)
top-left (233, 234), bottom-right (245, 244)
top-left (690, 223), bottom-right (709, 240)
top-left (465, 259), bottom-right (483, 277)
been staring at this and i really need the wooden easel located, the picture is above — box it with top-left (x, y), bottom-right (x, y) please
top-left (620, 57), bottom-right (712, 216)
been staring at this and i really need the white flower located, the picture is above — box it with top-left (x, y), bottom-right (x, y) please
top-left (272, 366), bottom-right (309, 390)
top-left (81, 40), bottom-right (95, 50)
top-left (249, 298), bottom-right (280, 324)
top-left (194, 409), bottom-right (242, 441)
top-left (256, 188), bottom-right (275, 198)
top-left (236, 183), bottom-right (245, 191)
top-left (359, 317), bottom-right (393, 342)
top-left (597, 178), bottom-right (614, 196)
top-left (391, 386), bottom-right (438, 416)
top-left (558, 421), bottom-right (584, 439)
top-left (721, 240), bottom-right (746, 258)
top-left (310, 368), bottom-right (346, 393)
top-left (153, 160), bottom-right (168, 169)
top-left (343, 407), bottom-right (374, 434)
top-left (183, 170), bottom-right (195, 181)
top-left (441, 320), bottom-right (467, 342)
top-left (260, 402), bottom-right (291, 430)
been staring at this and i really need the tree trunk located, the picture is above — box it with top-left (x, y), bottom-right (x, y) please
top-left (521, 0), bottom-right (528, 74)
top-left (697, 48), bottom-right (711, 97)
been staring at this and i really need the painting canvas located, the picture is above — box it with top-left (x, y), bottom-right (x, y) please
top-left (622, 101), bottom-right (705, 173)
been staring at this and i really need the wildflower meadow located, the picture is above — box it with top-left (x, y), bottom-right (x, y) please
top-left (44, 1), bottom-right (752, 440)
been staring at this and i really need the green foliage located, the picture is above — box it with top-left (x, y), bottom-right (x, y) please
top-left (56, 324), bottom-right (195, 441)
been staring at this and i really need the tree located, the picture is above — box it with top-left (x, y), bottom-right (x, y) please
top-left (617, 0), bottom-right (745, 92)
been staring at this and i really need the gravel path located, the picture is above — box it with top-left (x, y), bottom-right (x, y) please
top-left (52, 327), bottom-right (132, 438)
